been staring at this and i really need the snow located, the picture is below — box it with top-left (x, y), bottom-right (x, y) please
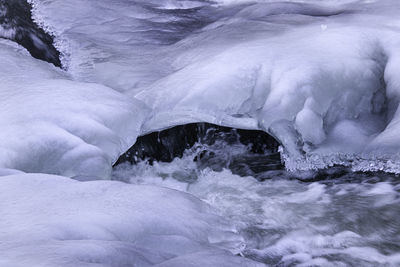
top-left (27, 0), bottom-right (223, 92)
top-left (25, 0), bottom-right (400, 173)
top-left (1, 1), bottom-right (400, 266)
top-left (134, 1), bottom-right (400, 171)
top-left (0, 39), bottom-right (264, 265)
top-left (0, 173), bottom-right (262, 267)
top-left (0, 39), bottom-right (148, 178)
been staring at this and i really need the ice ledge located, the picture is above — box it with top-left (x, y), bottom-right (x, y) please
top-left (282, 150), bottom-right (400, 174)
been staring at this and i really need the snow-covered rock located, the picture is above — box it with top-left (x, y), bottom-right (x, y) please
top-left (0, 173), bottom-right (261, 267)
top-left (0, 39), bottom-right (148, 178)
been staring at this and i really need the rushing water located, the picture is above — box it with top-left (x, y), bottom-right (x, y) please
top-left (113, 127), bottom-right (400, 266)
top-left (2, 0), bottom-right (400, 265)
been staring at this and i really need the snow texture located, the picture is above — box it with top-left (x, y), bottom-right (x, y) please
top-left (25, 0), bottom-right (400, 173)
top-left (1, 1), bottom-right (400, 266)
top-left (0, 39), bottom-right (261, 265)
top-left (0, 39), bottom-right (148, 178)
top-left (0, 173), bottom-right (262, 267)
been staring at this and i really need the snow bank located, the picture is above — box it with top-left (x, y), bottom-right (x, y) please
top-left (26, 0), bottom-right (400, 173)
top-left (0, 173), bottom-right (261, 267)
top-left (0, 39), bottom-right (148, 178)
top-left (134, 0), bottom-right (400, 172)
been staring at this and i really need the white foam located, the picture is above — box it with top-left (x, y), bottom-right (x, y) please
top-left (0, 26), bottom-right (16, 39)
top-left (114, 158), bottom-right (400, 266)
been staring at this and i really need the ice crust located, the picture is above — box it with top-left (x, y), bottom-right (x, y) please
top-left (0, 173), bottom-right (262, 267)
top-left (24, 0), bottom-right (400, 173)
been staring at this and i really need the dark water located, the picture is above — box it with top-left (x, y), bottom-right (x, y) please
top-left (113, 124), bottom-right (400, 266)
top-left (0, 0), bottom-right (60, 66)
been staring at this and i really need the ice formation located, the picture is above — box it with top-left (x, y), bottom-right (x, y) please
top-left (1, 0), bottom-right (400, 265)
top-left (23, 0), bottom-right (400, 173)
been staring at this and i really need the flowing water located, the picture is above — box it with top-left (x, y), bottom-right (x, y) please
top-left (2, 0), bottom-right (400, 265)
top-left (113, 126), bottom-right (400, 266)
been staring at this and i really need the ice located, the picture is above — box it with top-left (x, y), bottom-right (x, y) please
top-left (294, 98), bottom-right (326, 145)
top-left (0, 0), bottom-right (400, 267)
top-left (26, 0), bottom-right (400, 172)
top-left (2, 1), bottom-right (400, 266)
top-left (135, 18), bottom-right (396, 169)
top-left (27, 0), bottom-right (223, 92)
top-left (0, 39), bottom-right (148, 178)
top-left (0, 173), bottom-right (262, 267)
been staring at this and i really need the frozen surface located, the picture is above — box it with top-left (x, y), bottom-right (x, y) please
top-left (0, 39), bottom-right (148, 178)
top-left (28, 0), bottom-right (225, 91)
top-left (0, 173), bottom-right (262, 267)
top-left (27, 0), bottom-right (400, 172)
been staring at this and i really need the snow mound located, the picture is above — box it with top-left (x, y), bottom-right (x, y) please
top-left (0, 173), bottom-right (261, 267)
top-left (0, 39), bottom-right (148, 178)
